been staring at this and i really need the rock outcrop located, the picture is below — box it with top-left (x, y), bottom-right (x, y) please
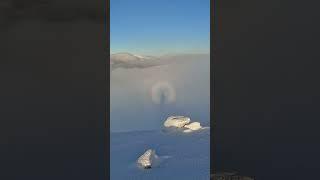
top-left (137, 149), bottom-right (158, 169)
top-left (184, 122), bottom-right (202, 131)
top-left (163, 116), bottom-right (191, 128)
top-left (163, 116), bottom-right (203, 133)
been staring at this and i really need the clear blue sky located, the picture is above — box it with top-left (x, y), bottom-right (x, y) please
top-left (110, 0), bottom-right (210, 55)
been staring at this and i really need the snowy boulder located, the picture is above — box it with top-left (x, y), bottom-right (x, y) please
top-left (184, 122), bottom-right (202, 131)
top-left (137, 149), bottom-right (158, 169)
top-left (183, 129), bottom-right (193, 133)
top-left (164, 116), bottom-right (191, 128)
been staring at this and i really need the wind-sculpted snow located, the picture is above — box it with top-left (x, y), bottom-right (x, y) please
top-left (110, 129), bottom-right (210, 180)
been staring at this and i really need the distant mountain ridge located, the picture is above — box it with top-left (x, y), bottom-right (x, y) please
top-left (110, 52), bottom-right (210, 70)
top-left (110, 52), bottom-right (161, 70)
top-left (111, 52), bottom-right (158, 62)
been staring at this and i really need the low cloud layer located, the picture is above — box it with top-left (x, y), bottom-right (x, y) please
top-left (111, 53), bottom-right (210, 132)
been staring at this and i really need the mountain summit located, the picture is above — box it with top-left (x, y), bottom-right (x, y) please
top-left (110, 53), bottom-right (160, 70)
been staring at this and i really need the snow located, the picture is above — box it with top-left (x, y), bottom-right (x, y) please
top-left (110, 128), bottom-right (210, 180)
top-left (111, 53), bottom-right (140, 62)
top-left (184, 122), bottom-right (202, 131)
top-left (110, 53), bottom-right (160, 70)
top-left (133, 54), bottom-right (148, 61)
top-left (163, 116), bottom-right (206, 134)
top-left (136, 149), bottom-right (158, 169)
top-left (163, 116), bottom-right (191, 128)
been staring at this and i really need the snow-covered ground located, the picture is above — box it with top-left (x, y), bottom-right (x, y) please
top-left (110, 128), bottom-right (210, 180)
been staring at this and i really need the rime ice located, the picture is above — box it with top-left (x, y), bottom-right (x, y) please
top-left (163, 116), bottom-right (191, 128)
top-left (163, 116), bottom-right (204, 133)
top-left (184, 122), bottom-right (202, 131)
top-left (137, 149), bottom-right (158, 169)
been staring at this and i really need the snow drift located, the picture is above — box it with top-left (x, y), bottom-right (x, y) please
top-left (110, 128), bottom-right (210, 180)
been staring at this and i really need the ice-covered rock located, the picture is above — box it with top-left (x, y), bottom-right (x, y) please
top-left (137, 149), bottom-right (158, 169)
top-left (184, 122), bottom-right (202, 131)
top-left (110, 53), bottom-right (160, 70)
top-left (163, 116), bottom-right (191, 128)
top-left (183, 129), bottom-right (194, 133)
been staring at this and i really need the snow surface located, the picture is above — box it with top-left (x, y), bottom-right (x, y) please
top-left (110, 128), bottom-right (210, 180)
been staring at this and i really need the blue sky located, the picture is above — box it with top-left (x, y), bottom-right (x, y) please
top-left (110, 0), bottom-right (210, 55)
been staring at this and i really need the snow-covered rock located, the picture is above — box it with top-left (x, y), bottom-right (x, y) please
top-left (163, 116), bottom-right (191, 128)
top-left (183, 129), bottom-right (194, 133)
top-left (111, 129), bottom-right (210, 179)
top-left (137, 149), bottom-right (158, 169)
top-left (184, 122), bottom-right (202, 131)
top-left (110, 53), bottom-right (160, 70)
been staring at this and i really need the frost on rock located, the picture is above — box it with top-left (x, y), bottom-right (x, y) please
top-left (163, 116), bottom-right (207, 134)
top-left (183, 129), bottom-right (193, 133)
top-left (163, 116), bottom-right (191, 128)
top-left (184, 122), bottom-right (202, 131)
top-left (137, 149), bottom-right (158, 169)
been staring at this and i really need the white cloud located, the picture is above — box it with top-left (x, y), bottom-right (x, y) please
top-left (110, 53), bottom-right (210, 132)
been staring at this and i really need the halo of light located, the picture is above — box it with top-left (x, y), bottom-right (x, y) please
top-left (151, 81), bottom-right (176, 104)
